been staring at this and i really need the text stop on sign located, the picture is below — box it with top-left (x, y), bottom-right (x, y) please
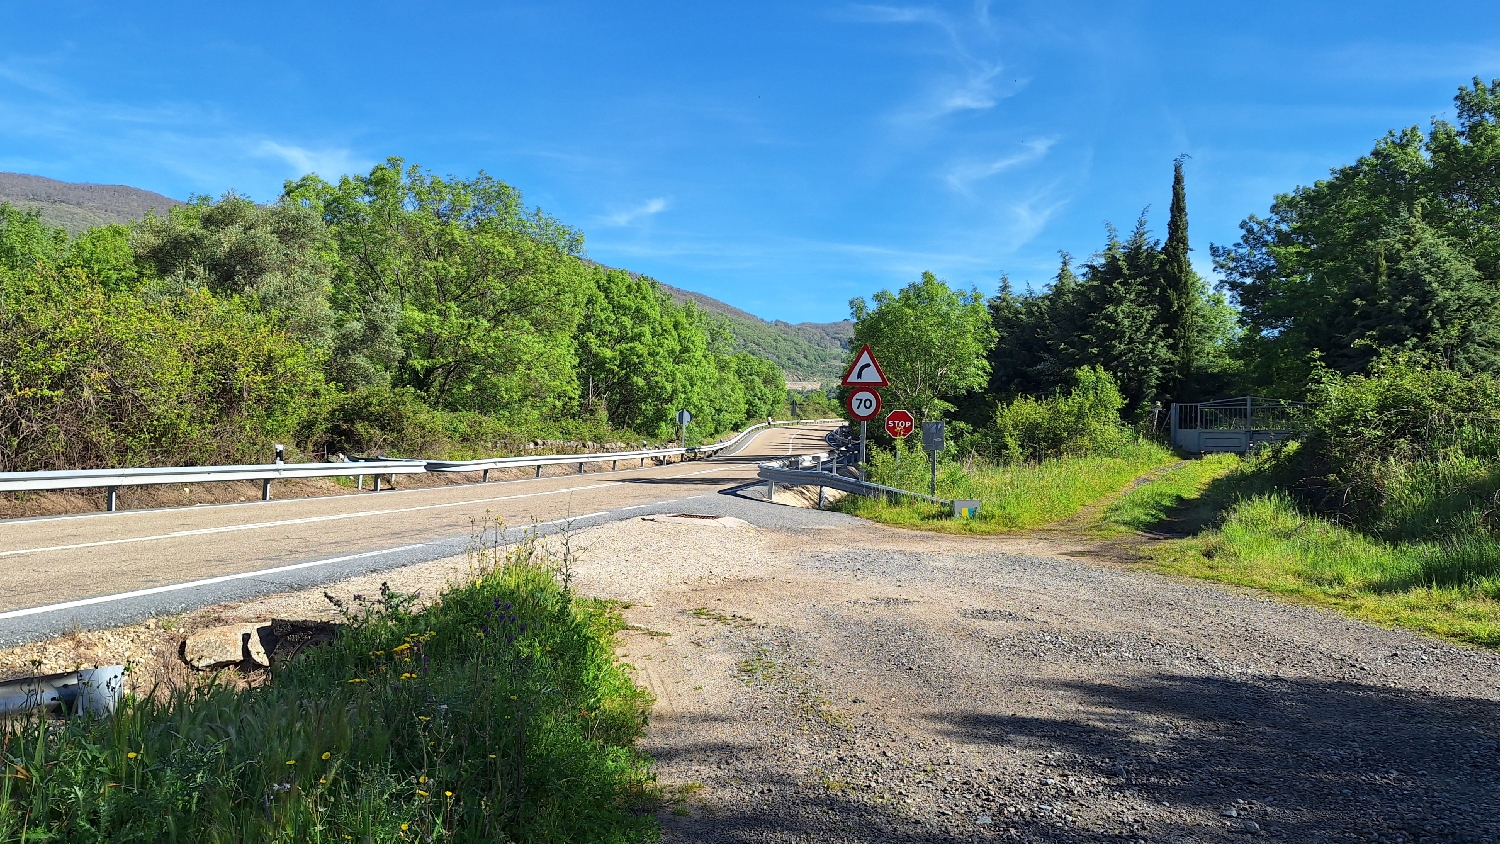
top-left (885, 410), bottom-right (914, 438)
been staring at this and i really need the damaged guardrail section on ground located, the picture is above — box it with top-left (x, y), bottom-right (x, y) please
top-left (0, 419), bottom-right (839, 512)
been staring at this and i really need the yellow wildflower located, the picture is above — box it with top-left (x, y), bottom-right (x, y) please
top-left (322, 751), bottom-right (332, 760)
top-left (126, 752), bottom-right (137, 759)
top-left (417, 789), bottom-right (430, 797)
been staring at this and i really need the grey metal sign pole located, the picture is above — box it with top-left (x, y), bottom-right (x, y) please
top-left (921, 421), bottom-right (945, 498)
top-left (859, 420), bottom-right (867, 481)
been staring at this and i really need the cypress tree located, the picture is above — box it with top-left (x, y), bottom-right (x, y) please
top-left (1158, 156), bottom-right (1198, 398)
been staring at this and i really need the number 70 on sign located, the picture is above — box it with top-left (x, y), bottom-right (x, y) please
top-left (845, 388), bottom-right (882, 421)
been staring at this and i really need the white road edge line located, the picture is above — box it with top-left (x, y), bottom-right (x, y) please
top-left (0, 545), bottom-right (427, 621)
top-left (0, 495), bottom-right (706, 622)
top-left (2, 468), bottom-right (739, 556)
top-left (0, 481), bottom-right (631, 558)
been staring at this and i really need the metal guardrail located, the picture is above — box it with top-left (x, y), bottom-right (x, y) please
top-left (756, 443), bottom-right (951, 508)
top-left (0, 419), bottom-right (841, 512)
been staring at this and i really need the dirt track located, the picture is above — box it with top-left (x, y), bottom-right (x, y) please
top-left (573, 514), bottom-right (1500, 844)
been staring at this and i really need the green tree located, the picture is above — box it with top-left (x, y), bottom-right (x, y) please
top-left (1218, 78), bottom-right (1500, 394)
top-left (1158, 157), bottom-right (1198, 395)
top-left (1056, 220), bottom-right (1171, 416)
top-left (848, 272), bottom-right (996, 421)
top-left (285, 159), bottom-right (587, 417)
top-left (132, 193), bottom-right (337, 349)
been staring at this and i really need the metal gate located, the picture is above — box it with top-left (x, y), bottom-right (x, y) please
top-left (1170, 396), bottom-right (1304, 454)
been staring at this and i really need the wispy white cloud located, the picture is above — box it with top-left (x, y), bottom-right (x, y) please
top-left (847, 3), bottom-right (1023, 123)
top-left (945, 137), bottom-right (1057, 191)
top-left (255, 141), bottom-right (367, 179)
top-left (600, 197), bottom-right (669, 226)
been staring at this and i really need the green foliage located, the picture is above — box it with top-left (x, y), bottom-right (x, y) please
top-left (0, 266), bottom-right (326, 471)
top-left (575, 266), bottom-right (783, 440)
top-left (844, 441), bottom-right (1176, 534)
top-left (133, 193), bottom-right (338, 349)
top-left (286, 158), bottom-right (587, 415)
top-left (981, 164), bottom-right (1237, 417)
top-left (1150, 489), bottom-right (1500, 650)
top-left (984, 366), bottom-right (1133, 462)
top-left (0, 160), bottom-right (788, 473)
top-left (848, 271), bottom-right (996, 421)
top-left (710, 312), bottom-right (849, 382)
top-left (733, 353), bottom-right (785, 422)
top-left (1218, 78), bottom-right (1500, 392)
top-left (785, 388), bottom-right (836, 419)
top-left (1267, 352), bottom-right (1500, 541)
top-left (0, 536), bottom-right (657, 842)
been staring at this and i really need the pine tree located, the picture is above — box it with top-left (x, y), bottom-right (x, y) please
top-left (1062, 223), bottom-right (1170, 416)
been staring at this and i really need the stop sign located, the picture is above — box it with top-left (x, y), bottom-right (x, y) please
top-left (885, 409), bottom-right (914, 439)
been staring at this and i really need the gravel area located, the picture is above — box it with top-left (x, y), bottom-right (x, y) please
top-left (569, 505), bottom-right (1500, 844)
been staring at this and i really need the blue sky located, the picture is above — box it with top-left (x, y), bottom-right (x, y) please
top-left (2, 2), bottom-right (1497, 323)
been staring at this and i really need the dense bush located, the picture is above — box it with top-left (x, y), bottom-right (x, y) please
top-left (982, 366), bottom-right (1133, 463)
top-left (0, 267), bottom-right (325, 471)
top-left (1285, 352), bottom-right (1500, 540)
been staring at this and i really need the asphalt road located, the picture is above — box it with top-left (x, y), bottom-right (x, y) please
top-left (0, 422), bottom-right (836, 646)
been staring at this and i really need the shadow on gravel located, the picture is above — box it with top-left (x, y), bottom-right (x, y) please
top-left (663, 788), bottom-right (997, 844)
top-left (933, 673), bottom-right (1500, 842)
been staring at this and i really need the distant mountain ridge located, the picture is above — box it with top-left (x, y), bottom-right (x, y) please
top-left (660, 284), bottom-right (851, 384)
top-left (0, 172), bottom-right (182, 234)
top-left (1, 172), bottom-right (849, 383)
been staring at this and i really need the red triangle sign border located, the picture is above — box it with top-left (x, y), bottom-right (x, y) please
top-left (841, 344), bottom-right (890, 387)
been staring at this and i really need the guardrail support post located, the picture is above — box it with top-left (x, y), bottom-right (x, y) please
top-left (357, 475), bottom-right (363, 490)
top-left (106, 487), bottom-right (118, 512)
top-left (767, 480), bottom-right (775, 501)
top-left (535, 465), bottom-right (542, 478)
top-left (374, 476), bottom-right (382, 492)
top-left (612, 460), bottom-right (617, 471)
top-left (482, 469), bottom-right (489, 483)
top-left (262, 479), bottom-right (272, 501)
top-left (577, 462), bottom-right (584, 474)
top-left (817, 486), bottom-right (825, 509)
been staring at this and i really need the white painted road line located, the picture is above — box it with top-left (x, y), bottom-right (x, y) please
top-left (0, 495), bottom-right (705, 621)
top-left (0, 545), bottom-right (427, 621)
top-left (0, 481), bottom-right (625, 558)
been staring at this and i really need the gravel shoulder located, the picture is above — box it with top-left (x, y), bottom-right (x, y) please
top-left (4, 491), bottom-right (1497, 843)
top-left (573, 507), bottom-right (1500, 844)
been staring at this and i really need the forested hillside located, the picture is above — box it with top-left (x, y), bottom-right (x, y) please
top-left (0, 158), bottom-right (785, 472)
top-left (0, 172), bottom-right (181, 234)
top-left (661, 283), bottom-right (851, 382)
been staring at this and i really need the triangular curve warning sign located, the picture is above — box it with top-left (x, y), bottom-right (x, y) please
top-left (841, 344), bottom-right (889, 387)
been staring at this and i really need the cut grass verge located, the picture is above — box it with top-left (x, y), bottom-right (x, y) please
top-left (0, 532), bottom-right (658, 843)
top-left (839, 442), bottom-right (1178, 534)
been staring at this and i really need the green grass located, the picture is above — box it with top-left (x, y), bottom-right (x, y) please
top-left (0, 533), bottom-right (658, 843)
top-left (1091, 453), bottom-right (1241, 537)
top-left (1144, 492), bottom-right (1500, 649)
top-left (839, 442), bottom-right (1179, 534)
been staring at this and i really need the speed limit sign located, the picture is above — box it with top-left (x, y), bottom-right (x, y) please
top-left (845, 388), bottom-right (882, 421)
